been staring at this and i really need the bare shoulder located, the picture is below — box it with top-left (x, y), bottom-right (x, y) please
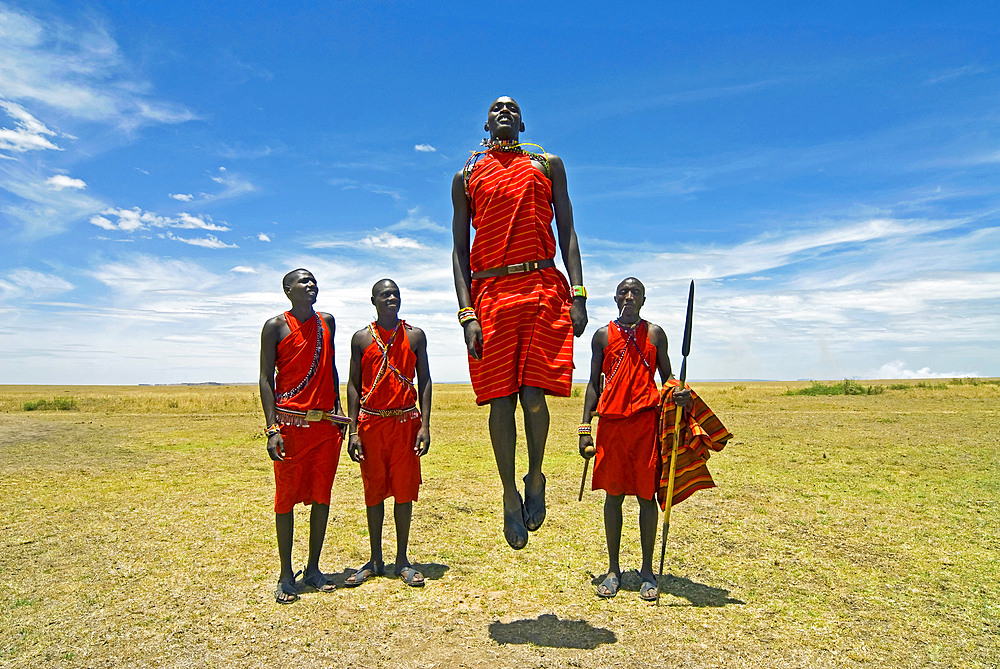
top-left (406, 325), bottom-right (427, 347)
top-left (592, 324), bottom-right (610, 348)
top-left (262, 313), bottom-right (287, 336)
top-left (351, 326), bottom-right (373, 348)
top-left (646, 322), bottom-right (667, 344)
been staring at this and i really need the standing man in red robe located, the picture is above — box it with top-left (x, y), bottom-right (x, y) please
top-left (260, 269), bottom-right (347, 604)
top-left (452, 96), bottom-right (588, 550)
top-left (345, 279), bottom-right (432, 587)
top-left (578, 277), bottom-right (690, 600)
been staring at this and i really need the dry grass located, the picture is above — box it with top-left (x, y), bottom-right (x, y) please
top-left (1, 382), bottom-right (998, 668)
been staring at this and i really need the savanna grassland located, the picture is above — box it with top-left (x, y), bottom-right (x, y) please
top-left (1, 381), bottom-right (998, 668)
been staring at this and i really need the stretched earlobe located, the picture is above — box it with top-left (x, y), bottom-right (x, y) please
top-left (520, 122), bottom-right (525, 132)
top-left (484, 123), bottom-right (489, 132)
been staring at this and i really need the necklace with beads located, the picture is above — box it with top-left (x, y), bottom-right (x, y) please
top-left (462, 139), bottom-right (551, 196)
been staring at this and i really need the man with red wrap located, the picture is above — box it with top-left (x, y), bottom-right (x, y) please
top-left (345, 279), bottom-right (432, 587)
top-left (452, 96), bottom-right (588, 550)
top-left (260, 269), bottom-right (347, 604)
top-left (578, 278), bottom-right (691, 601)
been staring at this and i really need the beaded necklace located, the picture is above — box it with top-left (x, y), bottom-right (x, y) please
top-left (605, 319), bottom-right (655, 384)
top-left (462, 139), bottom-right (551, 197)
top-left (275, 313), bottom-right (324, 404)
top-left (361, 320), bottom-right (414, 409)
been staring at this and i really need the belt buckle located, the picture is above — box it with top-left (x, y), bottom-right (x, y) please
top-left (305, 409), bottom-right (324, 422)
top-left (509, 261), bottom-right (529, 274)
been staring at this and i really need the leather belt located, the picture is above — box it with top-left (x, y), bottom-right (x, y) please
top-left (471, 258), bottom-right (555, 280)
top-left (276, 408), bottom-right (350, 425)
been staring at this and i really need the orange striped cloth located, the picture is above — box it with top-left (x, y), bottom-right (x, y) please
top-left (656, 380), bottom-right (732, 510)
top-left (466, 150), bottom-right (574, 405)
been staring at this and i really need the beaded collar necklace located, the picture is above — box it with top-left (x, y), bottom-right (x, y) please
top-left (462, 139), bottom-right (551, 197)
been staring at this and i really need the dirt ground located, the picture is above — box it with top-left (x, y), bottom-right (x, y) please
top-left (1, 382), bottom-right (998, 668)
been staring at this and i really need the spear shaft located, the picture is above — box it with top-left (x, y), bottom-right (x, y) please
top-left (656, 280), bottom-right (694, 605)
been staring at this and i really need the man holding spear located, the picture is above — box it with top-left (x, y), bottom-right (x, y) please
top-left (578, 277), bottom-right (690, 600)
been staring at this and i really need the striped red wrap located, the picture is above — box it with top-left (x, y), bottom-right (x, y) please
top-left (466, 150), bottom-right (574, 405)
top-left (657, 380), bottom-right (732, 510)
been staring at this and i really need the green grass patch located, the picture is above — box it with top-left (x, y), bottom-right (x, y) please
top-left (22, 397), bottom-right (78, 411)
top-left (784, 379), bottom-right (885, 396)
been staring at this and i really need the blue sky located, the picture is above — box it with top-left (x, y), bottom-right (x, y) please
top-left (2, 1), bottom-right (998, 384)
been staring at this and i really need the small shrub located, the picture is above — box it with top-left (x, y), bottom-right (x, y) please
top-left (570, 387), bottom-right (582, 398)
top-left (23, 398), bottom-right (78, 411)
top-left (785, 380), bottom-right (884, 396)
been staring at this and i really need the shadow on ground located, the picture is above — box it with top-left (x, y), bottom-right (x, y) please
top-left (489, 613), bottom-right (617, 649)
top-left (325, 562), bottom-right (450, 588)
top-left (658, 573), bottom-right (744, 607)
top-left (587, 571), bottom-right (744, 607)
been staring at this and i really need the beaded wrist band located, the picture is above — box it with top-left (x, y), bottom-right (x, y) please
top-left (577, 423), bottom-right (593, 436)
top-left (458, 307), bottom-right (478, 325)
top-left (265, 424), bottom-right (281, 438)
top-left (571, 285), bottom-right (587, 298)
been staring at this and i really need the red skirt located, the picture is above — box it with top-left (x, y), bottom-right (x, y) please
top-left (593, 408), bottom-right (660, 500)
top-left (273, 422), bottom-right (343, 514)
top-left (358, 414), bottom-right (422, 506)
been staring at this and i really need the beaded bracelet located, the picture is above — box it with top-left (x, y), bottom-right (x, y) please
top-left (571, 285), bottom-right (587, 298)
top-left (458, 307), bottom-right (478, 325)
top-left (577, 423), bottom-right (593, 436)
top-left (265, 424), bottom-right (281, 438)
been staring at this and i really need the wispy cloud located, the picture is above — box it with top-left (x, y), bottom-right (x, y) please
top-left (414, 144), bottom-right (436, 152)
top-left (258, 233), bottom-right (271, 242)
top-left (161, 232), bottom-right (238, 249)
top-left (205, 167), bottom-right (257, 201)
top-left (1, 269), bottom-right (74, 298)
top-left (169, 193), bottom-right (193, 202)
top-left (308, 231), bottom-right (428, 250)
top-left (869, 360), bottom-right (978, 379)
top-left (388, 207), bottom-right (447, 234)
top-left (90, 207), bottom-right (231, 233)
top-left (0, 99), bottom-right (61, 154)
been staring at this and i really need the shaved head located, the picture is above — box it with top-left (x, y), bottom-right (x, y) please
top-left (371, 278), bottom-right (398, 298)
top-left (616, 277), bottom-right (645, 296)
top-left (282, 268), bottom-right (313, 292)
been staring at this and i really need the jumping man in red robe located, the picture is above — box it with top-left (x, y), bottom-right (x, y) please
top-left (260, 269), bottom-right (347, 604)
top-left (452, 96), bottom-right (588, 550)
top-left (579, 278), bottom-right (691, 601)
top-left (345, 279), bottom-right (432, 587)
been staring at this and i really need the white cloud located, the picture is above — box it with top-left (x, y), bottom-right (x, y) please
top-left (161, 232), bottom-right (238, 249)
top-left (388, 207), bottom-right (447, 234)
top-left (3, 269), bottom-right (74, 297)
top-left (870, 360), bottom-right (978, 379)
top-left (0, 99), bottom-right (60, 154)
top-left (307, 231), bottom-right (428, 250)
top-left (207, 167), bottom-right (256, 201)
top-left (170, 193), bottom-right (193, 202)
top-left (90, 207), bottom-right (230, 233)
top-left (230, 266), bottom-right (257, 273)
top-left (45, 174), bottom-right (86, 190)
top-left (414, 144), bottom-right (436, 152)
top-left (258, 233), bottom-right (271, 242)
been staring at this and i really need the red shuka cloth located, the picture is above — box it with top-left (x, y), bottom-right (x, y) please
top-left (273, 311), bottom-right (342, 513)
top-left (656, 380), bottom-right (732, 510)
top-left (466, 151), bottom-right (574, 405)
top-left (593, 320), bottom-right (661, 499)
top-left (358, 321), bottom-right (422, 506)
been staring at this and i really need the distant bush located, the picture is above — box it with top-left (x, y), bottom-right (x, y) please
top-left (950, 377), bottom-right (1000, 387)
top-left (785, 380), bottom-right (885, 396)
top-left (23, 398), bottom-right (78, 411)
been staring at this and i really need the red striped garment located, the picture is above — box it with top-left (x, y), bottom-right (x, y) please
top-left (656, 380), bottom-right (732, 510)
top-left (593, 320), bottom-right (662, 499)
top-left (466, 151), bottom-right (574, 405)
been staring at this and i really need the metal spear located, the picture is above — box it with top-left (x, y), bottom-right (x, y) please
top-left (656, 280), bottom-right (694, 604)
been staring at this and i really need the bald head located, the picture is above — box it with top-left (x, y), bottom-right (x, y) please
top-left (371, 278), bottom-right (398, 298)
top-left (282, 268), bottom-right (314, 292)
top-left (616, 277), bottom-right (645, 296)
